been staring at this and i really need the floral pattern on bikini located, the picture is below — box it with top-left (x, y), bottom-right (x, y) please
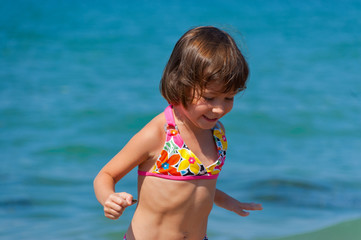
top-left (151, 123), bottom-right (227, 177)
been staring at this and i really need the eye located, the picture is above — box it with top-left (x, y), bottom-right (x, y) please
top-left (225, 97), bottom-right (234, 101)
top-left (203, 96), bottom-right (214, 101)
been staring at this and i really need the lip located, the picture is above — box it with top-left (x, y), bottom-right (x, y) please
top-left (203, 115), bottom-right (218, 122)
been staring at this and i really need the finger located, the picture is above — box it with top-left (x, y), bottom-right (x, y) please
top-left (110, 194), bottom-right (129, 207)
top-left (124, 193), bottom-right (135, 206)
top-left (105, 211), bottom-right (120, 220)
top-left (235, 209), bottom-right (250, 217)
top-left (240, 202), bottom-right (263, 210)
top-left (104, 198), bottom-right (125, 215)
top-left (105, 201), bottom-right (123, 212)
top-left (104, 206), bottom-right (124, 219)
top-left (104, 208), bottom-right (120, 219)
top-left (116, 192), bottom-right (134, 206)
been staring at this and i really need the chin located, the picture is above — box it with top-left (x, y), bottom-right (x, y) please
top-left (199, 119), bottom-right (218, 129)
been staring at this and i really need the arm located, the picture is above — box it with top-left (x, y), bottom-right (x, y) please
top-left (214, 189), bottom-right (263, 216)
top-left (93, 117), bottom-right (162, 219)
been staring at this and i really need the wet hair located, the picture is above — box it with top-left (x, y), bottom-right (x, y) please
top-left (160, 26), bottom-right (249, 106)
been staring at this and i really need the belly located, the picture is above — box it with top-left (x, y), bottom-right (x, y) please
top-left (129, 175), bottom-right (217, 239)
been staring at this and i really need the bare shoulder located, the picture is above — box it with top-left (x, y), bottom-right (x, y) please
top-left (100, 111), bottom-right (166, 181)
top-left (138, 111), bottom-right (165, 139)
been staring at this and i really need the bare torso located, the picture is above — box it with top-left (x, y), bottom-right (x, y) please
top-left (124, 110), bottom-right (220, 240)
top-left (125, 175), bottom-right (217, 240)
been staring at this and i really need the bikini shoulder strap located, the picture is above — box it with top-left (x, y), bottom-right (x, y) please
top-left (164, 105), bottom-right (176, 127)
top-left (163, 105), bottom-right (183, 147)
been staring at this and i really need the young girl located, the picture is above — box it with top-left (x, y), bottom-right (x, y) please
top-left (94, 26), bottom-right (262, 240)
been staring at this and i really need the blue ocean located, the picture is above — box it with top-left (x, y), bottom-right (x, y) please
top-left (1, 0), bottom-right (360, 239)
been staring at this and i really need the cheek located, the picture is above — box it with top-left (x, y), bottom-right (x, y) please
top-left (192, 100), bottom-right (210, 111)
top-left (184, 103), bottom-right (207, 117)
top-left (225, 101), bottom-right (234, 114)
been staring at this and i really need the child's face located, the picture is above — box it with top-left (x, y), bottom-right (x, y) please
top-left (180, 82), bottom-right (236, 130)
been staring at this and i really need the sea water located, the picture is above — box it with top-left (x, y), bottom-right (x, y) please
top-left (1, 0), bottom-right (360, 239)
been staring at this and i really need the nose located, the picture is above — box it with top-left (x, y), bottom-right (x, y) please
top-left (211, 99), bottom-right (233, 116)
top-left (212, 103), bottom-right (226, 115)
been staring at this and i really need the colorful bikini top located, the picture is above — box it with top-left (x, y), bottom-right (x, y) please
top-left (138, 105), bottom-right (227, 181)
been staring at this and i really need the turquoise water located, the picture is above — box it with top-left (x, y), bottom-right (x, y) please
top-left (1, 0), bottom-right (360, 239)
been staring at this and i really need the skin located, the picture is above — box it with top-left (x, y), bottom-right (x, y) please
top-left (93, 82), bottom-right (263, 240)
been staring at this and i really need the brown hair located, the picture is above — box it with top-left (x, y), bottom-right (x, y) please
top-left (160, 26), bottom-right (249, 106)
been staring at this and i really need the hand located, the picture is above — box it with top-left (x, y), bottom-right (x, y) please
top-left (103, 192), bottom-right (136, 220)
top-left (214, 189), bottom-right (263, 217)
top-left (231, 201), bottom-right (263, 217)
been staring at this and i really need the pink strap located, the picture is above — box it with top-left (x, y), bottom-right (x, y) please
top-left (164, 105), bottom-right (175, 127)
top-left (163, 105), bottom-right (183, 147)
top-left (138, 170), bottom-right (219, 180)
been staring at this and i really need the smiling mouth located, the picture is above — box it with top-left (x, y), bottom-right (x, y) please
top-left (203, 115), bottom-right (218, 122)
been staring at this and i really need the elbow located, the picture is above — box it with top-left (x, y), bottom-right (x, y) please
top-left (93, 173), bottom-right (101, 192)
top-left (93, 175), bottom-right (98, 188)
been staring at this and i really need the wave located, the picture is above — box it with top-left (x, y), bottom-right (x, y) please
top-left (248, 178), bottom-right (361, 210)
top-left (267, 217), bottom-right (361, 240)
